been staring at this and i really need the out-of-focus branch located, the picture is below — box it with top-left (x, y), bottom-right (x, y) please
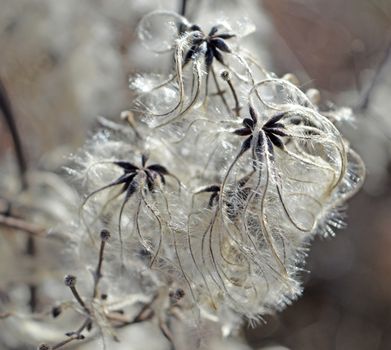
top-left (356, 40), bottom-right (391, 112)
top-left (0, 79), bottom-right (28, 190)
top-left (0, 213), bottom-right (46, 237)
top-left (179, 0), bottom-right (187, 16)
top-left (0, 79), bottom-right (38, 311)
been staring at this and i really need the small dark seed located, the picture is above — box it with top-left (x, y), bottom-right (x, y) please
top-left (100, 229), bottom-right (111, 241)
top-left (52, 306), bottom-right (62, 318)
top-left (64, 275), bottom-right (76, 287)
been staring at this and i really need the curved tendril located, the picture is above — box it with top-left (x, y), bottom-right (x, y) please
top-left (289, 106), bottom-right (349, 171)
top-left (79, 177), bottom-right (129, 244)
top-left (238, 135), bottom-right (290, 273)
top-left (228, 52), bottom-right (256, 85)
top-left (339, 148), bottom-right (365, 200)
top-left (187, 210), bottom-right (217, 306)
top-left (155, 190), bottom-right (199, 303)
top-left (210, 66), bottom-right (232, 116)
top-left (134, 192), bottom-right (154, 260)
top-left (258, 152), bottom-right (291, 281)
top-left (170, 118), bottom-right (227, 145)
top-left (248, 78), bottom-right (314, 111)
top-left (204, 210), bottom-right (246, 309)
top-left (177, 60), bottom-right (204, 117)
top-left (200, 210), bottom-right (222, 288)
top-left (153, 55), bottom-right (202, 128)
top-left (217, 175), bottom-right (278, 290)
top-left (285, 192), bottom-right (322, 227)
top-left (117, 194), bottom-right (129, 267)
top-left (190, 203), bottom-right (249, 309)
top-left (281, 144), bottom-right (336, 173)
top-left (275, 183), bottom-right (314, 233)
top-left (140, 192), bottom-right (163, 268)
top-left (221, 208), bottom-right (276, 293)
top-left (239, 48), bottom-right (271, 79)
top-left (148, 42), bottom-right (187, 121)
top-left (239, 133), bottom-right (289, 279)
top-left (277, 179), bottom-right (320, 233)
top-left (208, 213), bottom-right (243, 291)
top-left (83, 161), bottom-right (118, 184)
top-left (148, 72), bottom-right (179, 93)
top-left (285, 146), bottom-right (338, 195)
top-left (137, 11), bottom-right (189, 53)
top-left (283, 133), bottom-right (346, 193)
top-left (171, 226), bottom-right (198, 306)
top-left (216, 227), bottom-right (259, 297)
top-left (202, 142), bottom-right (220, 177)
top-left (219, 141), bottom-right (250, 211)
top-left (238, 136), bottom-right (274, 257)
top-left (132, 72), bottom-right (181, 112)
top-left (87, 189), bottom-right (122, 232)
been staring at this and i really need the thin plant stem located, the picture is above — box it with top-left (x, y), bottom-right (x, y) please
top-left (0, 79), bottom-right (28, 190)
top-left (0, 213), bottom-right (45, 237)
top-left (357, 40), bottom-right (391, 112)
top-left (221, 70), bottom-right (241, 116)
top-left (93, 230), bottom-right (110, 298)
top-left (179, 0), bottom-right (187, 16)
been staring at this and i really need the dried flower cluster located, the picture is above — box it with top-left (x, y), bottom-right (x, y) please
top-left (66, 9), bottom-right (365, 341)
top-left (0, 5), bottom-right (365, 350)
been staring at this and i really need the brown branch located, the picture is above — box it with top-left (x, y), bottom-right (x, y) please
top-left (93, 229), bottom-right (110, 298)
top-left (0, 79), bottom-right (28, 190)
top-left (356, 40), bottom-right (391, 112)
top-left (38, 318), bottom-right (91, 350)
top-left (221, 70), bottom-right (241, 117)
top-left (179, 0), bottom-right (187, 16)
top-left (64, 275), bottom-right (90, 316)
top-left (0, 213), bottom-right (46, 237)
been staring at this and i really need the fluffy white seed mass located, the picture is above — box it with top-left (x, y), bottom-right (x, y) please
top-left (72, 10), bottom-right (365, 327)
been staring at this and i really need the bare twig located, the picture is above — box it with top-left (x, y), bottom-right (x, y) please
top-left (0, 213), bottom-right (46, 237)
top-left (0, 312), bottom-right (11, 319)
top-left (179, 0), bottom-right (187, 16)
top-left (221, 70), bottom-right (241, 117)
top-left (159, 318), bottom-right (176, 350)
top-left (0, 80), bottom-right (39, 311)
top-left (38, 318), bottom-right (91, 350)
top-left (64, 275), bottom-right (90, 315)
top-left (0, 79), bottom-right (28, 190)
top-left (211, 67), bottom-right (231, 115)
top-left (356, 40), bottom-right (391, 112)
top-left (93, 229), bottom-right (110, 298)
top-left (39, 232), bottom-right (179, 349)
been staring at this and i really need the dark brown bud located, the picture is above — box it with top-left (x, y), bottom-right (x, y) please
top-left (37, 344), bottom-right (51, 350)
top-left (220, 70), bottom-right (230, 81)
top-left (64, 274), bottom-right (77, 287)
top-left (100, 229), bottom-right (111, 241)
top-left (51, 305), bottom-right (62, 318)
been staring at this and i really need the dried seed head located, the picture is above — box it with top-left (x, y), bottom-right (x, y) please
top-left (64, 274), bottom-right (77, 287)
top-left (306, 88), bottom-right (321, 105)
top-left (220, 70), bottom-right (230, 81)
top-left (282, 73), bottom-right (300, 86)
top-left (51, 305), bottom-right (62, 318)
top-left (65, 331), bottom-right (85, 339)
top-left (100, 229), bottom-right (111, 241)
top-left (169, 288), bottom-right (185, 303)
top-left (37, 344), bottom-right (51, 350)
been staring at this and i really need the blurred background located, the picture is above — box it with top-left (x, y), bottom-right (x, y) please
top-left (247, 1), bottom-right (391, 350)
top-left (1, 0), bottom-right (391, 349)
